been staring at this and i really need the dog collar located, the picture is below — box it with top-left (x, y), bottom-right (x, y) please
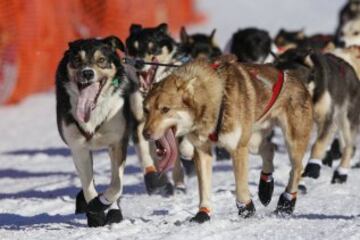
top-left (256, 70), bottom-right (285, 121)
top-left (111, 77), bottom-right (120, 87)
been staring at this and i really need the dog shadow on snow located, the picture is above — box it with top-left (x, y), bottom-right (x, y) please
top-left (293, 213), bottom-right (360, 221)
top-left (2, 144), bottom-right (137, 157)
top-left (0, 213), bottom-right (88, 230)
top-left (0, 146), bottom-right (147, 200)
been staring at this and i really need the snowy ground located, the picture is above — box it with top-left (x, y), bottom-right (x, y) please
top-left (1, 94), bottom-right (360, 240)
top-left (2, 0), bottom-right (360, 239)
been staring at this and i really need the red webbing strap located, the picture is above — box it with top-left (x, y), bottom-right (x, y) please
top-left (257, 70), bottom-right (284, 121)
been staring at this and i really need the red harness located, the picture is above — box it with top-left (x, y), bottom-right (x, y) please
top-left (256, 70), bottom-right (284, 121)
top-left (208, 65), bottom-right (285, 142)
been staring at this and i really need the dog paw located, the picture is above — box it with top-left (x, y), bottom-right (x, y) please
top-left (175, 184), bottom-right (187, 194)
top-left (86, 211), bottom-right (106, 227)
top-left (180, 158), bottom-right (196, 177)
top-left (322, 152), bottom-right (334, 167)
top-left (298, 182), bottom-right (307, 194)
top-left (237, 200), bottom-right (256, 218)
top-left (258, 172), bottom-right (274, 206)
top-left (331, 170), bottom-right (347, 184)
top-left (87, 195), bottom-right (111, 213)
top-left (190, 211), bottom-right (210, 223)
top-left (75, 190), bottom-right (87, 214)
top-left (215, 147), bottom-right (231, 161)
top-left (275, 192), bottom-right (296, 216)
top-left (106, 209), bottom-right (123, 224)
top-left (302, 162), bottom-right (321, 179)
top-left (144, 172), bottom-right (174, 196)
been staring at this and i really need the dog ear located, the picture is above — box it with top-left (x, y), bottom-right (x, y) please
top-left (180, 26), bottom-right (188, 43)
top-left (130, 24), bottom-right (142, 34)
top-left (297, 29), bottom-right (305, 39)
top-left (302, 48), bottom-right (314, 68)
top-left (210, 29), bottom-right (216, 40)
top-left (103, 36), bottom-right (125, 52)
top-left (68, 39), bottom-right (82, 50)
top-left (210, 29), bottom-right (217, 46)
top-left (184, 77), bottom-right (197, 95)
top-left (157, 23), bottom-right (169, 33)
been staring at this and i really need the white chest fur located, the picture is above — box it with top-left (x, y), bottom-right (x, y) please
top-left (219, 126), bottom-right (242, 151)
top-left (63, 82), bottom-right (126, 150)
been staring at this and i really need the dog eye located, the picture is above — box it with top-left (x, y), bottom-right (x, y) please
top-left (354, 31), bottom-right (360, 36)
top-left (160, 107), bottom-right (170, 114)
top-left (150, 47), bottom-right (160, 55)
top-left (72, 56), bottom-right (82, 67)
top-left (97, 57), bottom-right (106, 64)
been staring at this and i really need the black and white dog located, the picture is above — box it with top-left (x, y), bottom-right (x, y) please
top-left (126, 23), bottom-right (224, 191)
top-left (126, 23), bottom-right (195, 192)
top-left (335, 0), bottom-right (360, 45)
top-left (275, 48), bottom-right (360, 185)
top-left (56, 36), bottom-right (136, 227)
top-left (275, 29), bottom-right (335, 52)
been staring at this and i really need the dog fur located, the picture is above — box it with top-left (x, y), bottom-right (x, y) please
top-left (143, 56), bottom-right (313, 221)
top-left (56, 36), bottom-right (134, 226)
top-left (276, 48), bottom-right (360, 183)
top-left (332, 46), bottom-right (360, 78)
top-left (336, 0), bottom-right (360, 44)
top-left (126, 23), bottom-right (194, 192)
top-left (179, 27), bottom-right (221, 60)
top-left (338, 17), bottom-right (360, 47)
top-left (229, 28), bottom-right (273, 63)
top-left (275, 29), bottom-right (335, 52)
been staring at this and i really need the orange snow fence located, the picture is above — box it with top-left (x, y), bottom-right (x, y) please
top-left (0, 0), bottom-right (204, 104)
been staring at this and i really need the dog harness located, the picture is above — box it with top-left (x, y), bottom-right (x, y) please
top-left (208, 66), bottom-right (285, 142)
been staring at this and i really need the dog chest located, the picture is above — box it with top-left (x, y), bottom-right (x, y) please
top-left (62, 99), bottom-right (127, 150)
top-left (218, 126), bottom-right (242, 151)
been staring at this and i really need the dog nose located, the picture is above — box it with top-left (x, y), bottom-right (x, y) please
top-left (143, 129), bottom-right (152, 140)
top-left (82, 69), bottom-right (95, 80)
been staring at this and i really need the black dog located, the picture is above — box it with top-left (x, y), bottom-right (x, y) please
top-left (229, 27), bottom-right (272, 63)
top-left (179, 27), bottom-right (221, 60)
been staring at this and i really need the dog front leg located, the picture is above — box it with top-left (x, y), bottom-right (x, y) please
top-left (71, 148), bottom-right (97, 203)
top-left (71, 148), bottom-right (107, 227)
top-left (135, 121), bottom-right (173, 196)
top-left (231, 145), bottom-right (255, 218)
top-left (174, 137), bottom-right (195, 192)
top-left (135, 121), bottom-right (156, 170)
top-left (191, 144), bottom-right (212, 223)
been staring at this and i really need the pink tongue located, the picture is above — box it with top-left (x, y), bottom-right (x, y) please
top-left (140, 58), bottom-right (159, 91)
top-left (76, 82), bottom-right (100, 123)
top-left (157, 129), bottom-right (178, 173)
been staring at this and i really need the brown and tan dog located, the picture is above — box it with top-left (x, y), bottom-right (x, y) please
top-left (142, 55), bottom-right (313, 223)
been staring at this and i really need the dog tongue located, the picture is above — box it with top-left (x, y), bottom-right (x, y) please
top-left (76, 82), bottom-right (100, 123)
top-left (157, 128), bottom-right (178, 173)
